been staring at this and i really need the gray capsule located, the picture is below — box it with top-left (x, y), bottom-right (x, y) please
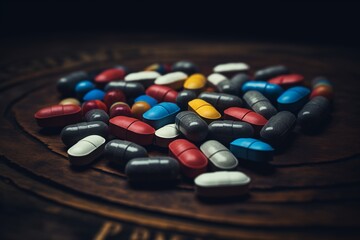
top-left (254, 65), bottom-right (288, 80)
top-left (243, 90), bottom-right (277, 119)
top-left (104, 139), bottom-right (148, 167)
top-left (175, 111), bottom-right (208, 142)
top-left (57, 71), bottom-right (89, 96)
top-left (176, 90), bottom-right (197, 110)
top-left (200, 140), bottom-right (238, 171)
top-left (104, 81), bottom-right (145, 98)
top-left (260, 111), bottom-right (296, 145)
top-left (208, 120), bottom-right (254, 146)
top-left (125, 157), bottom-right (180, 184)
top-left (84, 109), bottom-right (109, 124)
top-left (61, 121), bottom-right (108, 147)
top-left (297, 96), bottom-right (330, 131)
top-left (172, 61), bottom-right (198, 75)
top-left (198, 92), bottom-right (243, 113)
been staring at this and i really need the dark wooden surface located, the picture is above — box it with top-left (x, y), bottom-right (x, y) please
top-left (1, 35), bottom-right (360, 240)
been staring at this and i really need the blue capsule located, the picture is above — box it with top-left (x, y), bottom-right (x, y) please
top-left (75, 80), bottom-right (95, 99)
top-left (143, 102), bottom-right (180, 129)
top-left (134, 95), bottom-right (158, 107)
top-left (83, 89), bottom-right (105, 101)
top-left (230, 138), bottom-right (274, 162)
top-left (277, 86), bottom-right (310, 113)
top-left (241, 81), bottom-right (283, 101)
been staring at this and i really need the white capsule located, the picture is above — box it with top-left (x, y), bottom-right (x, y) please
top-left (67, 135), bottom-right (106, 166)
top-left (125, 71), bottom-right (161, 81)
top-left (154, 124), bottom-right (180, 148)
top-left (207, 73), bottom-right (227, 86)
top-left (200, 140), bottom-right (238, 170)
top-left (213, 62), bottom-right (249, 73)
top-left (194, 171), bottom-right (251, 198)
top-left (154, 72), bottom-right (188, 90)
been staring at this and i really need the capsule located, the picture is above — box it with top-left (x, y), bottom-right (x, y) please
top-left (134, 95), bottom-right (158, 107)
top-left (241, 81), bottom-right (284, 101)
top-left (260, 111), bottom-right (296, 145)
top-left (82, 100), bottom-right (108, 116)
top-left (176, 90), bottom-right (197, 110)
top-left (59, 98), bottom-right (81, 106)
top-left (84, 109), bottom-right (109, 123)
top-left (200, 140), bottom-right (238, 171)
top-left (268, 74), bottom-right (304, 88)
top-left (213, 62), bottom-right (249, 78)
top-left (67, 135), bottom-right (105, 166)
top-left (109, 116), bottom-right (155, 146)
top-left (144, 63), bottom-right (172, 74)
top-left (194, 171), bottom-right (251, 198)
top-left (34, 104), bottom-right (82, 128)
top-left (145, 85), bottom-right (178, 103)
top-left (169, 139), bottom-right (208, 178)
top-left (208, 120), bottom-right (254, 146)
top-left (223, 107), bottom-right (268, 132)
top-left (95, 68), bottom-right (126, 85)
top-left (183, 73), bottom-right (206, 91)
top-left (57, 71), bottom-right (89, 96)
top-left (175, 111), bottom-right (208, 142)
top-left (311, 76), bottom-right (333, 88)
top-left (75, 80), bottom-right (95, 99)
top-left (125, 157), bottom-right (180, 184)
top-left (277, 86), bottom-right (310, 113)
top-left (105, 81), bottom-right (145, 98)
top-left (243, 91), bottom-right (277, 119)
top-left (198, 92), bottom-right (243, 113)
top-left (131, 101), bottom-right (151, 119)
top-left (103, 90), bottom-right (126, 108)
top-left (310, 77), bottom-right (333, 100)
top-left (125, 71), bottom-right (161, 88)
top-left (83, 89), bottom-right (105, 101)
top-left (154, 71), bottom-right (188, 90)
top-left (188, 99), bottom-right (221, 123)
top-left (254, 65), bottom-right (289, 80)
top-left (297, 96), bottom-right (331, 131)
top-left (207, 73), bottom-right (228, 89)
top-left (217, 73), bottom-right (249, 95)
top-left (230, 138), bottom-right (274, 162)
top-left (109, 102), bottom-right (132, 118)
top-left (154, 124), bottom-right (180, 148)
top-left (171, 60), bottom-right (198, 75)
top-left (61, 121), bottom-right (108, 147)
top-left (142, 102), bottom-right (180, 129)
top-left (104, 139), bottom-right (148, 167)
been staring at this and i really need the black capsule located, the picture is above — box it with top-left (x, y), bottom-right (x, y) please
top-left (84, 109), bottom-right (109, 124)
top-left (171, 61), bottom-right (198, 75)
top-left (208, 120), bottom-right (254, 146)
top-left (297, 96), bottom-right (331, 131)
top-left (260, 111), bottom-right (296, 145)
top-left (243, 91), bottom-right (277, 119)
top-left (254, 65), bottom-right (289, 80)
top-left (57, 71), bottom-right (89, 96)
top-left (175, 111), bottom-right (208, 142)
top-left (104, 139), bottom-right (148, 167)
top-left (176, 90), bottom-right (197, 110)
top-left (61, 121), bottom-right (108, 147)
top-left (198, 92), bottom-right (243, 113)
top-left (104, 81), bottom-right (145, 98)
top-left (125, 157), bottom-right (180, 184)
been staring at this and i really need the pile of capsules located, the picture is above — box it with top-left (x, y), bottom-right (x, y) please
top-left (34, 61), bottom-right (333, 198)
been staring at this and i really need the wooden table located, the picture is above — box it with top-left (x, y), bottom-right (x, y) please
top-left (1, 35), bottom-right (360, 240)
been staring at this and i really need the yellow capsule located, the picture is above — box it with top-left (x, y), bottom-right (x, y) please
top-left (183, 73), bottom-right (206, 90)
top-left (188, 99), bottom-right (221, 122)
top-left (59, 98), bottom-right (81, 106)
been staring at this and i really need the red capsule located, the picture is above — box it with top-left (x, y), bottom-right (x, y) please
top-left (145, 85), bottom-right (178, 103)
top-left (169, 139), bottom-right (208, 178)
top-left (310, 85), bottom-right (333, 100)
top-left (109, 116), bottom-right (155, 146)
top-left (109, 102), bottom-right (132, 118)
top-left (82, 100), bottom-right (108, 116)
top-left (103, 90), bottom-right (126, 108)
top-left (95, 68), bottom-right (126, 85)
top-left (268, 74), bottom-right (304, 88)
top-left (34, 104), bottom-right (82, 128)
top-left (224, 107), bottom-right (268, 132)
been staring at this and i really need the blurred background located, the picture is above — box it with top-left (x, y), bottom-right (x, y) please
top-left (1, 0), bottom-right (359, 46)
